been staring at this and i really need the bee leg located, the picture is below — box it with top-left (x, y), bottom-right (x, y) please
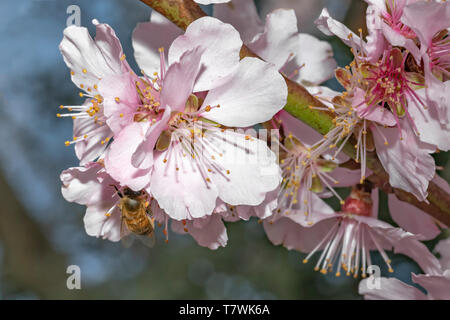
top-left (110, 184), bottom-right (123, 198)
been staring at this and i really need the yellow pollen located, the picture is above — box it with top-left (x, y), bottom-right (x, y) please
top-left (120, 54), bottom-right (126, 61)
top-left (115, 97), bottom-right (120, 103)
top-left (70, 71), bottom-right (75, 76)
top-left (79, 92), bottom-right (84, 97)
top-left (56, 113), bottom-right (61, 118)
top-left (119, 113), bottom-right (124, 118)
top-left (163, 159), bottom-right (167, 163)
top-left (65, 141), bottom-right (70, 146)
top-left (158, 47), bottom-right (164, 52)
top-left (205, 105), bottom-right (211, 112)
top-left (82, 68), bottom-right (87, 73)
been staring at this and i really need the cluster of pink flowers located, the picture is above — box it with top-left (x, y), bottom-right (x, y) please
top-left (58, 0), bottom-right (449, 299)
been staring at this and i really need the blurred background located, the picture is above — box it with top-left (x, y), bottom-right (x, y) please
top-left (0, 0), bottom-right (448, 299)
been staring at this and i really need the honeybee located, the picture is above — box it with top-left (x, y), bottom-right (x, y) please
top-left (112, 186), bottom-right (156, 248)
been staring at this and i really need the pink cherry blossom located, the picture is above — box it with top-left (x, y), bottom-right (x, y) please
top-left (214, 3), bottom-right (337, 86)
top-left (58, 19), bottom-right (132, 164)
top-left (60, 161), bottom-right (127, 242)
top-left (313, 8), bottom-right (446, 201)
top-left (365, 0), bottom-right (419, 46)
top-left (266, 110), bottom-right (362, 224)
top-left (264, 185), bottom-right (440, 278)
top-left (401, 1), bottom-right (450, 145)
top-left (104, 16), bottom-right (287, 221)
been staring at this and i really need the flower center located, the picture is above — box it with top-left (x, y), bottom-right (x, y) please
top-left (275, 133), bottom-right (344, 221)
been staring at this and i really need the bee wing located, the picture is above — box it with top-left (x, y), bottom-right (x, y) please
top-left (121, 234), bottom-right (136, 248)
top-left (120, 213), bottom-right (134, 248)
top-left (136, 232), bottom-right (156, 248)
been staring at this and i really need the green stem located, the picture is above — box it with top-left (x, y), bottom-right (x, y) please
top-left (139, 0), bottom-right (450, 226)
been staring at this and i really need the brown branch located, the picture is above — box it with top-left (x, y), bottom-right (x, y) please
top-left (139, 0), bottom-right (450, 226)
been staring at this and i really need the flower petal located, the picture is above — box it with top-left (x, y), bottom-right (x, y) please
top-left (172, 214), bottom-right (228, 250)
top-left (59, 20), bottom-right (129, 91)
top-left (423, 56), bottom-right (450, 128)
top-left (393, 234), bottom-right (443, 276)
top-left (160, 47), bottom-right (205, 112)
top-left (201, 57), bottom-right (287, 127)
top-left (358, 215), bottom-right (442, 275)
top-left (263, 214), bottom-right (337, 252)
top-left (132, 11), bottom-right (183, 75)
top-left (359, 277), bottom-right (428, 300)
top-left (388, 193), bottom-right (441, 240)
top-left (168, 16), bottom-right (242, 92)
top-left (365, 5), bottom-right (388, 62)
top-left (314, 8), bottom-right (363, 50)
top-left (99, 73), bottom-right (141, 135)
top-left (248, 9), bottom-right (336, 85)
top-left (401, 1), bottom-right (450, 48)
top-left (149, 142), bottom-right (220, 221)
top-left (408, 88), bottom-right (450, 151)
top-left (104, 122), bottom-right (150, 191)
top-left (83, 200), bottom-right (123, 242)
top-left (60, 163), bottom-right (103, 205)
top-left (205, 130), bottom-right (281, 207)
top-left (412, 272), bottom-right (450, 300)
top-left (213, 0), bottom-right (263, 43)
top-left (371, 122), bottom-right (435, 202)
